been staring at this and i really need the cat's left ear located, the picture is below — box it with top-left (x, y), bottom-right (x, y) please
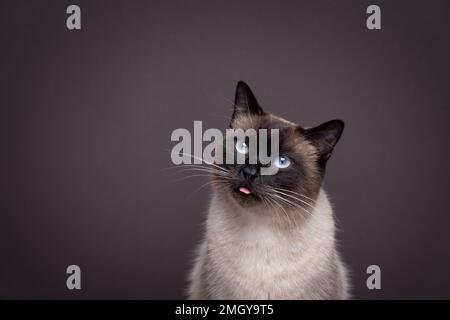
top-left (231, 81), bottom-right (264, 126)
top-left (303, 120), bottom-right (344, 163)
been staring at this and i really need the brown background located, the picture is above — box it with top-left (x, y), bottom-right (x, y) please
top-left (1, 0), bottom-right (450, 299)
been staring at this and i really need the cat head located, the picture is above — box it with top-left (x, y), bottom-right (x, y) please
top-left (212, 81), bottom-right (344, 216)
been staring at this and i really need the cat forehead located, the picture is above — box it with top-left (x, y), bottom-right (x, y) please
top-left (232, 113), bottom-right (311, 150)
top-left (233, 113), bottom-right (297, 131)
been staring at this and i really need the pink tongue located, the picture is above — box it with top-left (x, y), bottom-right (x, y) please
top-left (239, 187), bottom-right (252, 195)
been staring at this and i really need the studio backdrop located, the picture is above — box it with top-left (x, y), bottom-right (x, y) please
top-left (1, 0), bottom-right (450, 299)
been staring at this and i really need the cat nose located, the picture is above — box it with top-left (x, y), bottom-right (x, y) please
top-left (242, 164), bottom-right (259, 179)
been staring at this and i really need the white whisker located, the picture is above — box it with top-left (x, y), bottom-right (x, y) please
top-left (274, 187), bottom-right (318, 203)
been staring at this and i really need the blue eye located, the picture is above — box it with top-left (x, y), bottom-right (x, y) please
top-left (235, 141), bottom-right (249, 154)
top-left (274, 156), bottom-right (291, 169)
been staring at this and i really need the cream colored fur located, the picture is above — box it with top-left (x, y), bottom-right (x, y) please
top-left (188, 188), bottom-right (349, 300)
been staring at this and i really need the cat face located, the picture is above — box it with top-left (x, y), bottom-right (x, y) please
top-left (212, 81), bottom-right (344, 214)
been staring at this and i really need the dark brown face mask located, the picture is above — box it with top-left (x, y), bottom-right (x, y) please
top-left (214, 81), bottom-right (344, 209)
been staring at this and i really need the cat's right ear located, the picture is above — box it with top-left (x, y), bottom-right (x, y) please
top-left (230, 81), bottom-right (264, 126)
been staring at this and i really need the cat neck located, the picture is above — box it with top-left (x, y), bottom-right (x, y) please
top-left (206, 188), bottom-right (335, 242)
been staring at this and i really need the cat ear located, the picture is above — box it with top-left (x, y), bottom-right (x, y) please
top-left (231, 81), bottom-right (264, 124)
top-left (304, 120), bottom-right (344, 163)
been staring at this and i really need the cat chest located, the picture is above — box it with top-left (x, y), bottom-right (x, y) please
top-left (210, 241), bottom-right (307, 298)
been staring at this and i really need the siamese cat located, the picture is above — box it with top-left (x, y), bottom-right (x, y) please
top-left (187, 81), bottom-right (348, 299)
